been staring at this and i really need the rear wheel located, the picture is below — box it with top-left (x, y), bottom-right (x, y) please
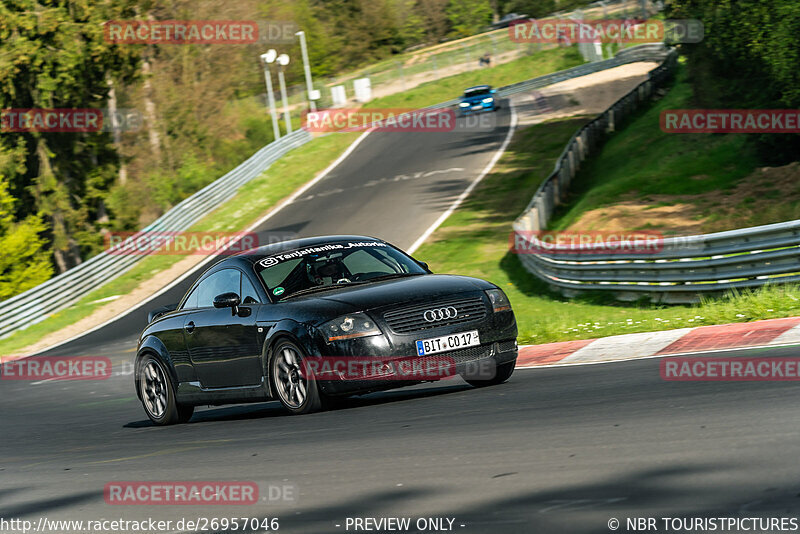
top-left (138, 355), bottom-right (193, 425)
top-left (464, 360), bottom-right (515, 388)
top-left (270, 340), bottom-right (323, 415)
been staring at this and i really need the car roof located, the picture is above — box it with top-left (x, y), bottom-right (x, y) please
top-left (233, 235), bottom-right (386, 264)
top-left (464, 85), bottom-right (491, 92)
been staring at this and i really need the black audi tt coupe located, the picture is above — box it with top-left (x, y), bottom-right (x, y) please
top-left (135, 236), bottom-right (517, 424)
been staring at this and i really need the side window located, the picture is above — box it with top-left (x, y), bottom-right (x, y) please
top-left (241, 275), bottom-right (260, 304)
top-left (181, 286), bottom-right (200, 310)
top-left (197, 269), bottom-right (241, 308)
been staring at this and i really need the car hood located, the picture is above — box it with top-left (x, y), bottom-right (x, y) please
top-left (316, 274), bottom-right (493, 312)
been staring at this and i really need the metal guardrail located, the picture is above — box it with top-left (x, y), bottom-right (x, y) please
top-left (512, 47), bottom-right (800, 303)
top-left (0, 43), bottom-right (672, 339)
top-left (0, 128), bottom-right (311, 339)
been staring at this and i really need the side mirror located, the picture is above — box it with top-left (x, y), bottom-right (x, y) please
top-left (213, 292), bottom-right (241, 315)
top-left (417, 261), bottom-right (431, 273)
top-left (491, 89), bottom-right (496, 94)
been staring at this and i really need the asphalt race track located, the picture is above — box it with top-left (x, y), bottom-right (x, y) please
top-left (5, 346), bottom-right (800, 533)
top-left (4, 104), bottom-right (800, 533)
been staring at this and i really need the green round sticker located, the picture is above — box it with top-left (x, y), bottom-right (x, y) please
top-left (273, 287), bottom-right (285, 296)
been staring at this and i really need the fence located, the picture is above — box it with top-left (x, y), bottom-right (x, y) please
top-left (512, 47), bottom-right (800, 303)
top-left (0, 43), bottom-right (673, 339)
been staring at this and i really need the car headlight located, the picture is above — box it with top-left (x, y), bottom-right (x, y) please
top-left (482, 97), bottom-right (494, 103)
top-left (485, 289), bottom-right (511, 312)
top-left (320, 313), bottom-right (382, 342)
top-left (459, 102), bottom-right (470, 107)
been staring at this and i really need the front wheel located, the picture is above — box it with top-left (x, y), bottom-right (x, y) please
top-left (464, 360), bottom-right (515, 388)
top-left (138, 355), bottom-right (194, 425)
top-left (270, 340), bottom-right (323, 415)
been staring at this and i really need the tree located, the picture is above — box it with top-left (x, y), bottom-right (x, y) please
top-left (446, 0), bottom-right (493, 37)
top-left (668, 0), bottom-right (800, 163)
top-left (0, 0), bottom-right (140, 272)
top-left (0, 175), bottom-right (52, 300)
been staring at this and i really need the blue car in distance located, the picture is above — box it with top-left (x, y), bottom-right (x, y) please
top-left (458, 85), bottom-right (498, 115)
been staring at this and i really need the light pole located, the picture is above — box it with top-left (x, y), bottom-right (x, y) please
top-left (260, 49), bottom-right (281, 141)
top-left (277, 53), bottom-right (292, 134)
top-left (295, 30), bottom-right (316, 112)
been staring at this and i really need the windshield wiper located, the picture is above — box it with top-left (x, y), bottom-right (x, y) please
top-left (362, 272), bottom-right (424, 283)
top-left (279, 281), bottom-right (365, 300)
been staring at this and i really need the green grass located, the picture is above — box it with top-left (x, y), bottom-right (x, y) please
top-left (0, 132), bottom-right (361, 357)
top-left (368, 46), bottom-right (585, 110)
top-left (414, 117), bottom-right (800, 345)
top-left (548, 63), bottom-right (760, 231)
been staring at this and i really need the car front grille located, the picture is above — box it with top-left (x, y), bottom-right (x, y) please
top-left (420, 345), bottom-right (492, 365)
top-left (498, 340), bottom-right (517, 353)
top-left (383, 296), bottom-right (487, 334)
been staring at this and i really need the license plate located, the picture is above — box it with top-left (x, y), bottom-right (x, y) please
top-left (471, 105), bottom-right (483, 110)
top-left (416, 330), bottom-right (480, 356)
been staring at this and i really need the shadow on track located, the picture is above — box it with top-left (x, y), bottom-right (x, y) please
top-left (1, 489), bottom-right (99, 518)
top-left (124, 381), bottom-right (473, 428)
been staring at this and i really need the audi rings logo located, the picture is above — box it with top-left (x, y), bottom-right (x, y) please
top-left (423, 306), bottom-right (458, 322)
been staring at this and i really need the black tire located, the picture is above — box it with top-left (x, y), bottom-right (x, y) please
top-left (270, 339), bottom-right (323, 415)
top-left (464, 360), bottom-right (515, 388)
top-left (137, 354), bottom-right (192, 425)
top-left (177, 404), bottom-right (195, 423)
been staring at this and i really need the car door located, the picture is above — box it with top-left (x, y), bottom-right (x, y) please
top-left (185, 268), bottom-right (263, 389)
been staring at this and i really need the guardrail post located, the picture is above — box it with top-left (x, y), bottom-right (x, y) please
top-left (536, 196), bottom-right (548, 229)
top-left (559, 162), bottom-right (571, 194)
top-left (561, 156), bottom-right (572, 188)
top-left (528, 208), bottom-right (540, 232)
top-left (568, 149), bottom-right (578, 178)
top-left (552, 175), bottom-right (561, 204)
top-left (578, 132), bottom-right (588, 161)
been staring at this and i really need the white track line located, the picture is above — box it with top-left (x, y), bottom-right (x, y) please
top-left (21, 130), bottom-right (373, 358)
top-left (515, 340), bottom-right (800, 370)
top-left (408, 104), bottom-right (518, 254)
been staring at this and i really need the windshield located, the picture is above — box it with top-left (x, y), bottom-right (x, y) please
top-left (256, 241), bottom-right (426, 300)
top-left (463, 87), bottom-right (491, 98)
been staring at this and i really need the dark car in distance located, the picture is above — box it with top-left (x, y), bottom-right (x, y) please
top-left (135, 236), bottom-right (518, 424)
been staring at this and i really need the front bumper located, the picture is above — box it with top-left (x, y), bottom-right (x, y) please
top-left (310, 308), bottom-right (517, 395)
top-left (459, 101), bottom-right (496, 114)
top-left (315, 339), bottom-right (517, 395)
